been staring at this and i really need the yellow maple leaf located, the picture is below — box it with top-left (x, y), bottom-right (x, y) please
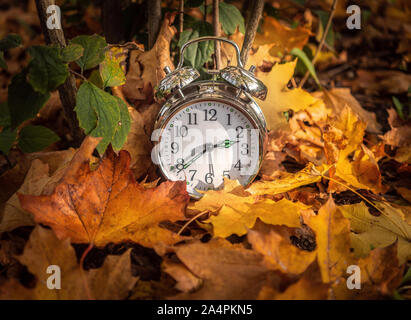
top-left (304, 197), bottom-right (354, 283)
top-left (208, 198), bottom-right (310, 238)
top-left (339, 201), bottom-right (411, 264)
top-left (247, 163), bottom-right (330, 196)
top-left (255, 60), bottom-right (320, 130)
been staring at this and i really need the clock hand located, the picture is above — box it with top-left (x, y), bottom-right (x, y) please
top-left (214, 139), bottom-right (239, 149)
top-left (172, 144), bottom-right (208, 172)
top-left (208, 152), bottom-right (214, 176)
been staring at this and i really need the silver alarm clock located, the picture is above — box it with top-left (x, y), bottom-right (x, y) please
top-left (153, 36), bottom-right (268, 198)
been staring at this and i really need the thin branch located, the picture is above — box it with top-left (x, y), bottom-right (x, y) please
top-left (69, 69), bottom-right (87, 82)
top-left (240, 0), bottom-right (265, 66)
top-left (35, 0), bottom-right (84, 147)
top-left (147, 0), bottom-right (161, 49)
top-left (179, 0), bottom-right (184, 36)
top-left (213, 0), bottom-right (221, 69)
top-left (299, 0), bottom-right (338, 88)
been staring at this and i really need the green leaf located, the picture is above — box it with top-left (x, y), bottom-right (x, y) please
top-left (61, 43), bottom-right (84, 63)
top-left (295, 45), bottom-right (313, 75)
top-left (70, 35), bottom-right (107, 71)
top-left (8, 72), bottom-right (50, 128)
top-left (0, 52), bottom-right (7, 70)
top-left (0, 127), bottom-right (17, 155)
top-left (392, 96), bottom-right (405, 120)
top-left (178, 21), bottom-right (214, 70)
top-left (112, 97), bottom-right (131, 151)
top-left (0, 102), bottom-right (11, 127)
top-left (88, 70), bottom-right (104, 89)
top-left (290, 48), bottom-right (321, 88)
top-left (99, 49), bottom-right (126, 88)
top-left (219, 2), bottom-right (245, 35)
top-left (17, 125), bottom-right (59, 153)
top-left (401, 267), bottom-right (411, 285)
top-left (0, 34), bottom-right (22, 51)
top-left (75, 82), bottom-right (121, 155)
top-left (28, 46), bottom-right (69, 94)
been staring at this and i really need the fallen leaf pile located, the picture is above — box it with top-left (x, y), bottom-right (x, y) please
top-left (0, 0), bottom-right (410, 300)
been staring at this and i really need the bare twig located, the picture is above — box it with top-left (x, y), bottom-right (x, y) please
top-left (34, 0), bottom-right (84, 147)
top-left (69, 69), bottom-right (87, 82)
top-left (213, 0), bottom-right (221, 69)
top-left (147, 0), bottom-right (161, 49)
top-left (102, 0), bottom-right (124, 43)
top-left (240, 0), bottom-right (265, 66)
top-left (299, 0), bottom-right (338, 88)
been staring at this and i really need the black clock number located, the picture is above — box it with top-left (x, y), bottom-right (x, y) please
top-left (234, 160), bottom-right (242, 171)
top-left (171, 142), bottom-right (179, 154)
top-left (205, 173), bottom-right (214, 184)
top-left (188, 113), bottom-right (197, 125)
top-left (223, 170), bottom-right (230, 179)
top-left (189, 170), bottom-right (197, 181)
top-left (236, 126), bottom-right (244, 138)
top-left (241, 143), bottom-right (249, 155)
top-left (204, 109), bottom-right (217, 121)
top-left (176, 158), bottom-right (184, 172)
top-left (226, 113), bottom-right (231, 125)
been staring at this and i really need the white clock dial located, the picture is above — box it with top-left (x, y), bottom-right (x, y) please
top-left (157, 100), bottom-right (260, 197)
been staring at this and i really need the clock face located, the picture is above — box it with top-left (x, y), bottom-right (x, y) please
top-left (157, 99), bottom-right (261, 197)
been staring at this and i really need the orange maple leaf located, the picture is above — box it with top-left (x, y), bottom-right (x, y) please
top-left (18, 137), bottom-right (189, 248)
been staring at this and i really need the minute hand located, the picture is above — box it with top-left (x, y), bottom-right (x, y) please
top-left (183, 151), bottom-right (205, 169)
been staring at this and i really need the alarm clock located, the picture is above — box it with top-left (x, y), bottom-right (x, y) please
top-left (153, 36), bottom-right (268, 198)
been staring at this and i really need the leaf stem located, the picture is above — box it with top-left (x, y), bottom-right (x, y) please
top-left (177, 211), bottom-right (209, 236)
top-left (79, 242), bottom-right (94, 300)
top-left (299, 0), bottom-right (338, 88)
top-left (69, 68), bottom-right (87, 82)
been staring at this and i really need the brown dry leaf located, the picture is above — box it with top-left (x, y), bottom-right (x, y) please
top-left (333, 242), bottom-right (404, 299)
top-left (248, 222), bottom-right (316, 275)
top-left (18, 137), bottom-right (189, 248)
top-left (339, 201), bottom-right (411, 264)
top-left (0, 149), bottom-right (76, 217)
top-left (207, 198), bottom-right (310, 238)
top-left (315, 88), bottom-right (382, 133)
top-left (0, 226), bottom-right (137, 300)
top-left (121, 107), bottom-right (155, 180)
top-left (162, 260), bottom-right (202, 293)
top-left (258, 262), bottom-right (329, 300)
top-left (122, 13), bottom-right (176, 105)
top-left (254, 16), bottom-right (311, 58)
top-left (0, 154), bottom-right (73, 233)
top-left (254, 60), bottom-right (320, 130)
top-left (304, 197), bottom-right (354, 283)
top-left (167, 239), bottom-right (278, 299)
top-left (247, 163), bottom-right (329, 196)
top-left (382, 109), bottom-right (411, 149)
top-left (349, 69), bottom-right (411, 95)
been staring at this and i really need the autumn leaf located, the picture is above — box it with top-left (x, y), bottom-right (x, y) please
top-left (207, 198), bottom-right (310, 238)
top-left (258, 262), bottom-right (329, 300)
top-left (254, 16), bottom-right (311, 58)
top-left (248, 222), bottom-right (316, 275)
top-left (166, 239), bottom-right (276, 300)
top-left (304, 197), bottom-right (354, 283)
top-left (339, 201), bottom-right (411, 264)
top-left (18, 136), bottom-right (189, 248)
top-left (254, 60), bottom-right (320, 130)
top-left (247, 163), bottom-right (330, 196)
top-left (333, 242), bottom-right (404, 299)
top-left (0, 226), bottom-right (137, 300)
